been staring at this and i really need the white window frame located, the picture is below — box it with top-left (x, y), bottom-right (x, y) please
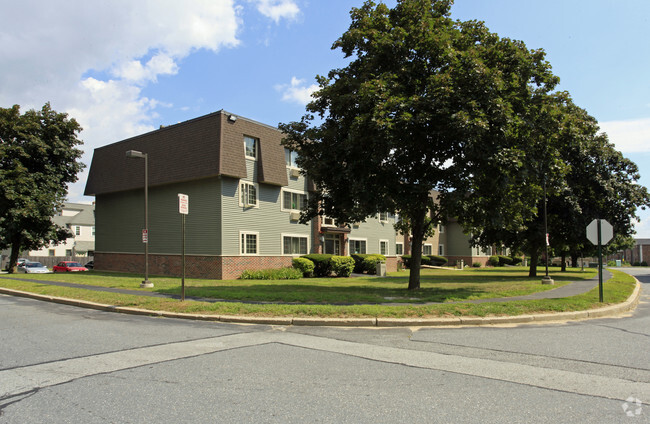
top-left (281, 188), bottom-right (307, 212)
top-left (423, 244), bottom-right (433, 256)
top-left (75, 226), bottom-right (81, 236)
top-left (244, 136), bottom-right (258, 160)
top-left (239, 181), bottom-right (259, 208)
top-left (379, 239), bottom-right (389, 256)
top-left (439, 224), bottom-right (445, 234)
top-left (282, 233), bottom-right (309, 256)
top-left (92, 226), bottom-right (95, 236)
top-left (285, 148), bottom-right (299, 168)
top-left (378, 212), bottom-right (389, 223)
top-left (438, 244), bottom-right (445, 256)
top-left (321, 216), bottom-right (336, 227)
top-left (395, 242), bottom-right (404, 256)
top-left (349, 238), bottom-right (368, 255)
top-left (240, 231), bottom-right (259, 255)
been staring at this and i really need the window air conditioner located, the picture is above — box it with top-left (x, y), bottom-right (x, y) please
top-left (290, 168), bottom-right (300, 178)
top-left (290, 212), bottom-right (301, 221)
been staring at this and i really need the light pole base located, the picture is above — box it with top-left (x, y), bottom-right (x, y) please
top-left (140, 280), bottom-right (154, 288)
top-left (541, 276), bottom-right (555, 285)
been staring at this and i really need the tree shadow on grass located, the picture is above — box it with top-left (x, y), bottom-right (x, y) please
top-left (155, 283), bottom-right (488, 304)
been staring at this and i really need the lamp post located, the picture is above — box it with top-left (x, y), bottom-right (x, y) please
top-left (126, 150), bottom-right (153, 288)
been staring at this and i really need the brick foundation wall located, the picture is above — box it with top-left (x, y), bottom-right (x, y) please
top-left (95, 252), bottom-right (293, 280)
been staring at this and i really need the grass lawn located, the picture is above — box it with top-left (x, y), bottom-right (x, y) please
top-left (0, 267), bottom-right (637, 318)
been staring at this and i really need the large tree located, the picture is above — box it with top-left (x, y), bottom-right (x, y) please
top-left (280, 0), bottom-right (558, 289)
top-left (465, 95), bottom-right (650, 276)
top-left (0, 103), bottom-right (84, 272)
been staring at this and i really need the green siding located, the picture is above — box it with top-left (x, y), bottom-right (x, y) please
top-left (446, 222), bottom-right (473, 256)
top-left (96, 177), bottom-right (221, 255)
top-left (348, 215), bottom-right (397, 256)
top-left (220, 162), bottom-right (311, 256)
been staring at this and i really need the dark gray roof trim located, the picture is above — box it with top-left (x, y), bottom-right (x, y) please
top-left (84, 110), bottom-right (288, 196)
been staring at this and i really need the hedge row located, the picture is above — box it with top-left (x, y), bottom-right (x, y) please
top-left (240, 267), bottom-right (303, 280)
top-left (401, 254), bottom-right (448, 268)
top-left (351, 254), bottom-right (386, 274)
top-left (488, 255), bottom-right (523, 267)
top-left (297, 254), bottom-right (356, 277)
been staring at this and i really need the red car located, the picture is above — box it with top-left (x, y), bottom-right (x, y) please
top-left (53, 261), bottom-right (89, 272)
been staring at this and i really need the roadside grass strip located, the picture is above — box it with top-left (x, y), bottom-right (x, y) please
top-left (0, 267), bottom-right (636, 319)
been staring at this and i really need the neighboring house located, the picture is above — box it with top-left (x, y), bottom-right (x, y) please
top-left (612, 238), bottom-right (650, 264)
top-left (28, 202), bottom-right (95, 258)
top-left (84, 110), bottom-right (398, 279)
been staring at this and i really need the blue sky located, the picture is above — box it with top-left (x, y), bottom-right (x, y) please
top-left (2, 0), bottom-right (650, 236)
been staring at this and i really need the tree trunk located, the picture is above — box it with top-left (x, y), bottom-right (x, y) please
top-left (528, 246), bottom-right (540, 277)
top-left (407, 208), bottom-right (427, 290)
top-left (8, 236), bottom-right (22, 274)
top-left (570, 254), bottom-right (578, 268)
top-left (560, 252), bottom-right (567, 272)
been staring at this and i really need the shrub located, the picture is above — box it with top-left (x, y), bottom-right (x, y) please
top-left (401, 255), bottom-right (412, 269)
top-left (488, 255), bottom-right (499, 267)
top-left (420, 256), bottom-right (432, 266)
top-left (642, 261), bottom-right (648, 266)
top-left (510, 256), bottom-right (522, 265)
top-left (427, 255), bottom-right (448, 266)
top-left (292, 257), bottom-right (315, 277)
top-left (607, 260), bottom-right (617, 266)
top-left (472, 262), bottom-right (482, 268)
top-left (352, 253), bottom-right (386, 274)
top-left (301, 254), bottom-right (334, 277)
top-left (240, 267), bottom-right (302, 280)
top-left (498, 255), bottom-right (513, 266)
top-left (331, 256), bottom-right (355, 277)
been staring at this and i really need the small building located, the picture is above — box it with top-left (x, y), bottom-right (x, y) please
top-left (28, 202), bottom-right (95, 258)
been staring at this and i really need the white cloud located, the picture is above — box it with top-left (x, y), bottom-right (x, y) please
top-left (599, 118), bottom-right (650, 153)
top-left (276, 77), bottom-right (318, 105)
top-left (251, 0), bottom-right (300, 23)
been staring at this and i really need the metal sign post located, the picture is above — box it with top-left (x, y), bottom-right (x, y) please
top-left (178, 194), bottom-right (189, 301)
top-left (586, 219), bottom-right (613, 303)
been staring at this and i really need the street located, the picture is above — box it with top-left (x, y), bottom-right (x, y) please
top-left (1, 269), bottom-right (648, 423)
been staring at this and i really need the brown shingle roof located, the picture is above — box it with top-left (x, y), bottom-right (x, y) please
top-left (84, 110), bottom-right (288, 195)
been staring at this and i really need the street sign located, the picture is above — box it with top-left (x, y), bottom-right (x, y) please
top-left (178, 193), bottom-right (189, 215)
top-left (142, 229), bottom-right (148, 243)
top-left (586, 219), bottom-right (613, 245)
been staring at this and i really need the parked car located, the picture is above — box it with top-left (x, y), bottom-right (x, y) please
top-left (17, 258), bottom-right (30, 266)
top-left (84, 260), bottom-right (94, 269)
top-left (53, 261), bottom-right (89, 272)
top-left (18, 262), bottom-right (51, 274)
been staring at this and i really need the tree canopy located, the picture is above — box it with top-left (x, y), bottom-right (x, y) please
top-left (280, 0), bottom-right (560, 289)
top-left (0, 103), bottom-right (84, 272)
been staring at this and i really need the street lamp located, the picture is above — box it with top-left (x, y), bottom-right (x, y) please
top-left (126, 150), bottom-right (153, 288)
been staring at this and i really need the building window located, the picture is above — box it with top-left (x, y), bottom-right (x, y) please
top-left (378, 212), bottom-right (388, 222)
top-left (380, 240), bottom-right (389, 256)
top-left (92, 226), bottom-right (95, 236)
top-left (283, 235), bottom-right (308, 255)
top-left (285, 148), bottom-right (299, 168)
top-left (75, 226), bottom-right (81, 236)
top-left (66, 249), bottom-right (72, 256)
top-left (240, 232), bottom-right (258, 255)
top-left (438, 244), bottom-right (445, 256)
top-left (350, 239), bottom-right (367, 255)
top-left (244, 136), bottom-right (257, 159)
top-left (396, 242), bottom-right (404, 256)
top-left (423, 244), bottom-right (433, 256)
top-left (239, 181), bottom-right (258, 207)
top-left (282, 190), bottom-right (307, 211)
top-left (49, 249), bottom-right (55, 256)
top-left (324, 234), bottom-right (341, 255)
top-left (322, 216), bottom-right (335, 227)
top-left (439, 225), bottom-right (445, 234)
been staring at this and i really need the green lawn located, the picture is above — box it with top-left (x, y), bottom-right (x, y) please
top-left (0, 267), bottom-right (637, 318)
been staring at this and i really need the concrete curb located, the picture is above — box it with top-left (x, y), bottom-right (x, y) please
top-left (0, 279), bottom-right (642, 327)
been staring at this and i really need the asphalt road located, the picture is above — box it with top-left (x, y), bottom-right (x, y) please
top-left (0, 269), bottom-right (648, 423)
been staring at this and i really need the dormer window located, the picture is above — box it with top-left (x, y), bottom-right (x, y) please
top-left (285, 148), bottom-right (299, 168)
top-left (244, 136), bottom-right (257, 160)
